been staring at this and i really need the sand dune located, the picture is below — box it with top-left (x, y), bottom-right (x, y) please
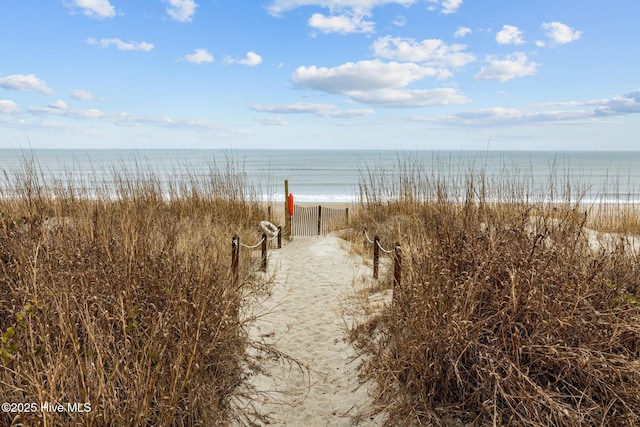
top-left (234, 234), bottom-right (385, 426)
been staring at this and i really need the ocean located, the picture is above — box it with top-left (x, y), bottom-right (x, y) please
top-left (2, 149), bottom-right (640, 204)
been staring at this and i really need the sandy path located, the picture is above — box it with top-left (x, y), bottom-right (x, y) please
top-left (235, 234), bottom-right (383, 426)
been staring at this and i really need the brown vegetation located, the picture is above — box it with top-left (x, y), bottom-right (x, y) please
top-left (349, 160), bottom-right (640, 426)
top-left (0, 159), bottom-right (265, 426)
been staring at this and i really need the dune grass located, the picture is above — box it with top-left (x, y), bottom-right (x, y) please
top-left (348, 157), bottom-right (640, 426)
top-left (0, 157), bottom-right (267, 426)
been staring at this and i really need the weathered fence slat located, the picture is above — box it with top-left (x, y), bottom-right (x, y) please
top-left (291, 205), bottom-right (349, 236)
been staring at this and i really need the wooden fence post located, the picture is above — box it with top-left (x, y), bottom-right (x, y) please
top-left (345, 207), bottom-right (349, 226)
top-left (261, 232), bottom-right (267, 272)
top-left (231, 234), bottom-right (240, 284)
top-left (267, 205), bottom-right (272, 223)
top-left (277, 226), bottom-right (282, 249)
top-left (317, 205), bottom-right (322, 235)
top-left (373, 235), bottom-right (380, 279)
top-left (393, 242), bottom-right (402, 289)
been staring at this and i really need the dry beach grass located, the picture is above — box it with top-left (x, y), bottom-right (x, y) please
top-left (347, 159), bottom-right (640, 426)
top-left (2, 154), bottom-right (640, 426)
top-left (0, 158), bottom-right (267, 426)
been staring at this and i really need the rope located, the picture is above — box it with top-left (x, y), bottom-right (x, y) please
top-left (240, 237), bottom-right (266, 249)
top-left (364, 230), bottom-right (375, 244)
top-left (376, 239), bottom-right (393, 254)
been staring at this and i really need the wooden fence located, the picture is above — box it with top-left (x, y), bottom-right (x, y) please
top-left (291, 205), bottom-right (349, 236)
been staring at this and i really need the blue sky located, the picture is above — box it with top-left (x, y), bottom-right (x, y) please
top-left (1, 0), bottom-right (639, 150)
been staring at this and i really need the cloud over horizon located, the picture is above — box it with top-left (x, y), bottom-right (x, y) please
top-left (0, 74), bottom-right (54, 95)
top-left (291, 59), bottom-right (469, 107)
top-left (0, 100), bottom-right (20, 114)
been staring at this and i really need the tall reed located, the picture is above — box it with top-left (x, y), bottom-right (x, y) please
top-left (350, 155), bottom-right (640, 426)
top-left (0, 156), bottom-right (265, 426)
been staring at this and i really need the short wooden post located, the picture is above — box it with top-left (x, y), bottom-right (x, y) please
top-left (231, 234), bottom-right (240, 284)
top-left (261, 232), bottom-right (267, 272)
top-left (393, 243), bottom-right (402, 289)
top-left (373, 235), bottom-right (380, 279)
top-left (317, 205), bottom-right (322, 235)
top-left (267, 205), bottom-right (272, 222)
top-left (345, 207), bottom-right (349, 226)
top-left (277, 226), bottom-right (282, 249)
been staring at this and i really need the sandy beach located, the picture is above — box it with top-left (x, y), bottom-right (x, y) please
top-left (233, 233), bottom-right (387, 426)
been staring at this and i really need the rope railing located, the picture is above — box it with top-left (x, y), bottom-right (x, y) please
top-left (231, 224), bottom-right (282, 283)
top-left (239, 237), bottom-right (265, 249)
top-left (364, 230), bottom-right (375, 244)
top-left (376, 239), bottom-right (394, 254)
top-left (363, 230), bottom-right (402, 289)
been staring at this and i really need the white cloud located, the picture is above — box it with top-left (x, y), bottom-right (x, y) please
top-left (474, 53), bottom-right (539, 82)
top-left (28, 105), bottom-right (106, 119)
top-left (308, 12), bottom-right (374, 34)
top-left (451, 107), bottom-right (591, 126)
top-left (392, 15), bottom-right (406, 26)
top-left (183, 48), bottom-right (214, 64)
top-left (0, 74), bottom-right (54, 95)
top-left (427, 0), bottom-right (463, 14)
top-left (349, 88), bottom-right (469, 107)
top-left (290, 60), bottom-right (469, 108)
top-left (0, 100), bottom-right (20, 114)
top-left (256, 116), bottom-right (289, 126)
top-left (542, 22), bottom-right (582, 44)
top-left (593, 90), bottom-right (640, 116)
top-left (417, 90), bottom-right (640, 128)
top-left (25, 104), bottom-right (224, 130)
top-left (87, 38), bottom-right (154, 51)
top-left (234, 52), bottom-right (263, 67)
top-left (267, 0), bottom-right (417, 16)
top-left (291, 60), bottom-right (440, 93)
top-left (166, 0), bottom-right (198, 23)
top-left (372, 36), bottom-right (475, 68)
top-left (496, 25), bottom-right (525, 45)
top-left (454, 26), bottom-right (471, 38)
top-left (323, 108), bottom-right (375, 118)
top-left (64, 0), bottom-right (115, 19)
top-left (49, 100), bottom-right (69, 110)
top-left (251, 103), bottom-right (337, 114)
top-left (71, 89), bottom-right (97, 101)
top-left (250, 102), bottom-right (374, 118)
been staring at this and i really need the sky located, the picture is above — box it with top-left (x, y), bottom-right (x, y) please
top-left (1, 0), bottom-right (639, 150)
